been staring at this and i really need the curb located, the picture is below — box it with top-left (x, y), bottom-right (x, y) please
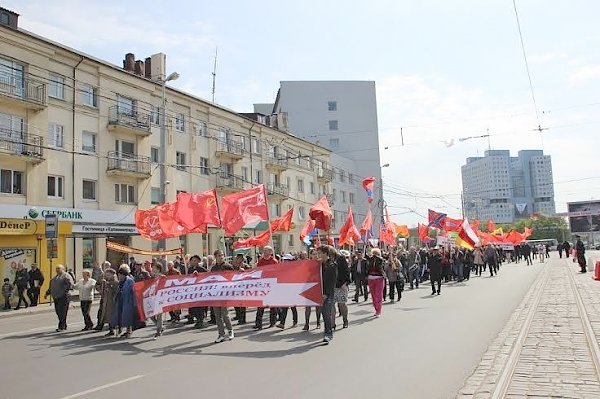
top-left (0, 300), bottom-right (84, 320)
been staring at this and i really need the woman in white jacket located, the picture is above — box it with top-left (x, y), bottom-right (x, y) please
top-left (73, 270), bottom-right (96, 331)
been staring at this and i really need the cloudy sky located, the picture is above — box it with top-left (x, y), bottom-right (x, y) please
top-left (6, 0), bottom-right (600, 225)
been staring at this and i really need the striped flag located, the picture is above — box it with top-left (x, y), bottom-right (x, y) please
top-left (457, 218), bottom-right (481, 250)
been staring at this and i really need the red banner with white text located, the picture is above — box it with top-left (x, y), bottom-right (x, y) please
top-left (133, 260), bottom-right (323, 319)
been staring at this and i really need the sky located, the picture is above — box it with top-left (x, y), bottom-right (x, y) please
top-left (5, 0), bottom-right (600, 226)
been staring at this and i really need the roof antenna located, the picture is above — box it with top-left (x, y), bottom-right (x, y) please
top-left (211, 46), bottom-right (218, 103)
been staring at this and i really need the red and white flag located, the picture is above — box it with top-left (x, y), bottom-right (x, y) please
top-left (457, 218), bottom-right (481, 249)
top-left (133, 260), bottom-right (323, 319)
top-left (221, 184), bottom-right (269, 236)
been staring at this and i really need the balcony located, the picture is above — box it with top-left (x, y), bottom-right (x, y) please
top-left (107, 151), bottom-right (151, 179)
top-left (107, 106), bottom-right (151, 136)
top-left (317, 167), bottom-right (333, 182)
top-left (0, 128), bottom-right (44, 162)
top-left (215, 139), bottom-right (244, 160)
top-left (265, 155), bottom-right (288, 171)
top-left (216, 174), bottom-right (245, 193)
top-left (0, 73), bottom-right (47, 111)
top-left (267, 183), bottom-right (289, 201)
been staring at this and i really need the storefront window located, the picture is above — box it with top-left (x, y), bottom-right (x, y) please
top-left (82, 238), bottom-right (95, 269)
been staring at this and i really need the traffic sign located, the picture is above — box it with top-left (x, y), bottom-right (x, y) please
top-left (45, 214), bottom-right (58, 238)
top-left (47, 238), bottom-right (58, 259)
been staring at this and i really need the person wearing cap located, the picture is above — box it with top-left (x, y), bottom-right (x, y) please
top-left (367, 248), bottom-right (386, 317)
top-left (110, 264), bottom-right (136, 338)
top-left (428, 247), bottom-right (443, 295)
top-left (254, 246), bottom-right (279, 330)
top-left (133, 261), bottom-right (151, 282)
top-left (73, 269), bottom-right (97, 331)
top-left (27, 263), bottom-right (44, 307)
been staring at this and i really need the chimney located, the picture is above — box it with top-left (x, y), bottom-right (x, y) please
top-left (134, 60), bottom-right (144, 76)
top-left (144, 57), bottom-right (152, 78)
top-left (123, 53), bottom-right (135, 72)
top-left (0, 8), bottom-right (19, 29)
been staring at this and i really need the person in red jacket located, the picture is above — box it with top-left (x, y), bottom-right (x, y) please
top-left (253, 246), bottom-right (279, 330)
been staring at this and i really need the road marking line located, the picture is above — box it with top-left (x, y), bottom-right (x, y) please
top-left (58, 375), bottom-right (144, 399)
top-left (0, 322), bottom-right (84, 339)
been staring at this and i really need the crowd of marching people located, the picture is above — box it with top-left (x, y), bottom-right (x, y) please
top-left (18, 237), bottom-right (575, 347)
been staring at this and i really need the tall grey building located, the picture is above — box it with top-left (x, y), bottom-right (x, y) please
top-left (255, 81), bottom-right (383, 231)
top-left (462, 150), bottom-right (555, 223)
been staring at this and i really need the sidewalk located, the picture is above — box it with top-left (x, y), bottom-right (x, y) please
top-left (0, 292), bottom-right (85, 319)
top-left (458, 253), bottom-right (600, 398)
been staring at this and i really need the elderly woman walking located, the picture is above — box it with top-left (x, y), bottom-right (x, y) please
top-left (109, 265), bottom-right (136, 338)
top-left (95, 268), bottom-right (118, 332)
top-left (73, 270), bottom-right (96, 331)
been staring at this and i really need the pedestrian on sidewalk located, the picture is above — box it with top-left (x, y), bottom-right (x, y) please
top-left (485, 244), bottom-right (498, 276)
top-left (27, 263), bottom-right (44, 307)
top-left (367, 248), bottom-right (386, 317)
top-left (13, 263), bottom-right (29, 310)
top-left (45, 265), bottom-right (74, 332)
top-left (575, 235), bottom-right (587, 273)
top-left (474, 246), bottom-right (485, 276)
top-left (2, 278), bottom-right (14, 310)
top-left (563, 241), bottom-right (571, 258)
top-left (318, 245), bottom-right (337, 344)
top-left (73, 270), bottom-right (96, 331)
top-left (522, 243), bottom-right (532, 265)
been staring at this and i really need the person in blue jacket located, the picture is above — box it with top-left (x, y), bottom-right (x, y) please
top-left (109, 264), bottom-right (136, 338)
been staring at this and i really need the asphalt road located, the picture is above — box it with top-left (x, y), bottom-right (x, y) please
top-left (0, 258), bottom-right (548, 399)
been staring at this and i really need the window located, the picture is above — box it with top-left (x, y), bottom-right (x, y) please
top-left (349, 192), bottom-right (355, 204)
top-left (255, 169), bottom-right (263, 184)
top-left (114, 183), bottom-right (135, 204)
top-left (0, 169), bottom-right (24, 194)
top-left (241, 166), bottom-right (249, 182)
top-left (349, 173), bottom-right (354, 184)
top-left (196, 121), bottom-right (208, 136)
top-left (272, 203), bottom-right (281, 217)
top-left (150, 105), bottom-right (160, 125)
top-left (82, 180), bottom-right (96, 200)
top-left (341, 190), bottom-right (346, 203)
top-left (239, 136), bottom-right (247, 152)
top-left (332, 188), bottom-right (337, 201)
top-left (310, 182), bottom-right (315, 195)
top-left (297, 179), bottom-right (304, 193)
top-left (252, 138), bottom-right (262, 155)
top-left (200, 157), bottom-right (210, 175)
top-left (48, 123), bottom-right (64, 148)
top-left (151, 147), bottom-right (159, 163)
top-left (329, 138), bottom-right (339, 150)
top-left (175, 112), bottom-right (186, 132)
top-left (49, 73), bottom-right (65, 99)
top-left (82, 131), bottom-right (96, 153)
top-left (286, 177), bottom-right (291, 189)
top-left (328, 101), bottom-right (337, 111)
top-left (176, 152), bottom-right (186, 171)
top-left (151, 187), bottom-right (160, 205)
top-left (81, 84), bottom-right (97, 107)
top-left (328, 120), bottom-right (338, 131)
top-left (288, 234), bottom-right (294, 247)
top-left (298, 206), bottom-right (306, 219)
top-left (339, 170), bottom-right (346, 183)
top-left (47, 176), bottom-right (64, 198)
top-left (116, 95), bottom-right (134, 116)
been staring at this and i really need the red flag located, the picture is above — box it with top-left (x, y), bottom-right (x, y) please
top-left (379, 224), bottom-right (396, 245)
top-left (309, 196), bottom-right (332, 231)
top-left (362, 177), bottom-right (376, 203)
top-left (233, 230), bottom-right (271, 249)
top-left (444, 217), bottom-right (462, 232)
top-left (221, 185), bottom-right (269, 236)
top-left (271, 207), bottom-right (294, 232)
top-left (326, 235), bottom-right (334, 246)
top-left (471, 219), bottom-right (480, 231)
top-left (300, 218), bottom-right (316, 242)
top-left (428, 209), bottom-right (447, 228)
top-left (135, 202), bottom-right (188, 240)
top-left (174, 189), bottom-right (221, 231)
top-left (487, 219), bottom-right (496, 233)
top-left (418, 223), bottom-right (429, 241)
top-left (338, 207), bottom-right (361, 247)
top-left (506, 230), bottom-right (525, 245)
top-left (359, 209), bottom-right (373, 237)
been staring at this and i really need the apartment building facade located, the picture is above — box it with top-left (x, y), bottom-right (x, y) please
top-left (0, 8), bottom-right (333, 299)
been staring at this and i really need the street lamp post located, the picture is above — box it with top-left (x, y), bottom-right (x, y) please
top-left (159, 71), bottom-right (180, 251)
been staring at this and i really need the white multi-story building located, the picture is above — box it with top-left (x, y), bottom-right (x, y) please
top-left (0, 7), bottom-right (333, 300)
top-left (462, 150), bottom-right (555, 223)
top-left (255, 80), bottom-right (383, 232)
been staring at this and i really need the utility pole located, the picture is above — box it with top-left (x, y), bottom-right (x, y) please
top-left (211, 47), bottom-right (218, 103)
